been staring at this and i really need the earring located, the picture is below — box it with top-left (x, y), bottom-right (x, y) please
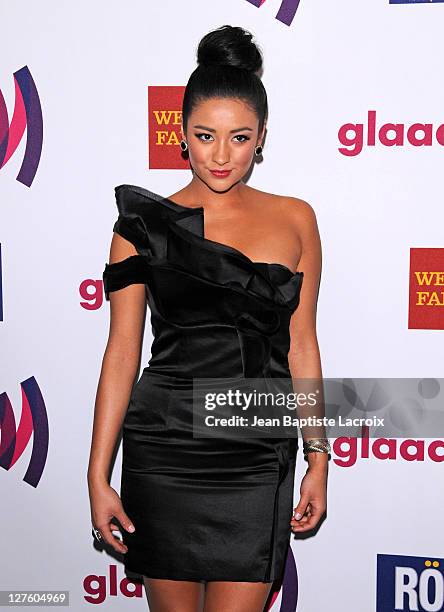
top-left (254, 144), bottom-right (263, 156)
top-left (180, 139), bottom-right (188, 152)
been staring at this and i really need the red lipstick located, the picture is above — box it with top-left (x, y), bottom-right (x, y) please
top-left (210, 169), bottom-right (232, 178)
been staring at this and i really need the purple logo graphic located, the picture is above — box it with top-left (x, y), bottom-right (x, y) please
top-left (377, 554), bottom-right (444, 611)
top-left (390, 0), bottom-right (444, 3)
top-left (0, 65), bottom-right (43, 187)
top-left (0, 376), bottom-right (49, 487)
top-left (266, 548), bottom-right (298, 611)
top-left (245, 0), bottom-right (301, 26)
top-left (0, 243), bottom-right (3, 321)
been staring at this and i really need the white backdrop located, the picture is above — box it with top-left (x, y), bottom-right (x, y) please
top-left (1, 0), bottom-right (443, 610)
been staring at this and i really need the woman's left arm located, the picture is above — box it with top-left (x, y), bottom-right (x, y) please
top-left (284, 197), bottom-right (329, 533)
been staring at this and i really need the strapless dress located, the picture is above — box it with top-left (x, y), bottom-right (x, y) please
top-left (102, 184), bottom-right (304, 583)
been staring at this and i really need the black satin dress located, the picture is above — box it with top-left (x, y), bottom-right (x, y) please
top-left (102, 184), bottom-right (304, 583)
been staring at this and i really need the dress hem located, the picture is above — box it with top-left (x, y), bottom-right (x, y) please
top-left (123, 562), bottom-right (278, 584)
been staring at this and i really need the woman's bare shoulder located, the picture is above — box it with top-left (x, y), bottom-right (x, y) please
top-left (246, 185), bottom-right (317, 227)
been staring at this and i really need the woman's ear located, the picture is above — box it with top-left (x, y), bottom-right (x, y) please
top-left (259, 122), bottom-right (267, 145)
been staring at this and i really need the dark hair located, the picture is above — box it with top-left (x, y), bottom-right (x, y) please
top-left (182, 25), bottom-right (268, 135)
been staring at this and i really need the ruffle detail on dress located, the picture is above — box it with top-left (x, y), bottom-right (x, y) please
top-left (103, 255), bottom-right (150, 301)
top-left (103, 184), bottom-right (304, 312)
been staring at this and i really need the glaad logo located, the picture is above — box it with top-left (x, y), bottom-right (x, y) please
top-left (0, 376), bottom-right (49, 487)
top-left (0, 65), bottom-right (43, 187)
top-left (79, 276), bottom-right (106, 310)
top-left (244, 0), bottom-right (301, 26)
top-left (333, 426), bottom-right (444, 467)
top-left (338, 110), bottom-right (444, 156)
top-left (83, 565), bottom-right (143, 604)
top-left (377, 554), bottom-right (443, 612)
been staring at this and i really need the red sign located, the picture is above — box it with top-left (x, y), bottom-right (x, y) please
top-left (148, 86), bottom-right (188, 169)
top-left (409, 248), bottom-right (444, 329)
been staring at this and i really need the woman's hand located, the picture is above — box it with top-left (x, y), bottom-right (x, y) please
top-left (88, 478), bottom-right (135, 554)
top-left (290, 462), bottom-right (328, 533)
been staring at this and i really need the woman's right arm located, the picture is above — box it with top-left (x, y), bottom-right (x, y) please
top-left (87, 231), bottom-right (147, 553)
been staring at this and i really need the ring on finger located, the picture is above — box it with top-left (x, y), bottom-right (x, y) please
top-left (92, 526), bottom-right (103, 542)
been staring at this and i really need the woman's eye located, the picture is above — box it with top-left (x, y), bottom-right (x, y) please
top-left (195, 133), bottom-right (250, 143)
top-left (195, 133), bottom-right (213, 142)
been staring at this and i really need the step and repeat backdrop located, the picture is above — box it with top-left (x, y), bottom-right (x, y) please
top-left (1, 1), bottom-right (443, 610)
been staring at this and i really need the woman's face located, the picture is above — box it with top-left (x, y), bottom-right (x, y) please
top-left (182, 97), bottom-right (265, 192)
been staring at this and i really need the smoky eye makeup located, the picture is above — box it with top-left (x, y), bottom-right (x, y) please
top-left (195, 133), bottom-right (213, 141)
top-left (194, 133), bottom-right (251, 142)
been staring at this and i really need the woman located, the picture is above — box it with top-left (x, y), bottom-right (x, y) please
top-left (88, 24), bottom-right (329, 612)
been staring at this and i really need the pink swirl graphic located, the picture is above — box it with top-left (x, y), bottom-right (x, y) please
top-left (0, 65), bottom-right (43, 187)
top-left (0, 376), bottom-right (49, 487)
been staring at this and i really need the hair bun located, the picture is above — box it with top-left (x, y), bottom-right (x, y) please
top-left (197, 25), bottom-right (262, 74)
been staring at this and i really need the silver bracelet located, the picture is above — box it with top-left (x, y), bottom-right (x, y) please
top-left (303, 437), bottom-right (331, 460)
